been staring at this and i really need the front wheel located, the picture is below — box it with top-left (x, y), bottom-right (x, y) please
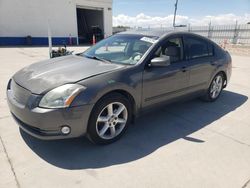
top-left (87, 93), bottom-right (132, 144)
top-left (202, 73), bottom-right (224, 102)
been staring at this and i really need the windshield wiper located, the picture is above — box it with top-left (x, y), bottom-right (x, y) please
top-left (84, 55), bottom-right (112, 63)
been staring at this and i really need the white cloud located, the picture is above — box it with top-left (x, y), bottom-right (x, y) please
top-left (113, 13), bottom-right (250, 28)
top-left (190, 14), bottom-right (250, 26)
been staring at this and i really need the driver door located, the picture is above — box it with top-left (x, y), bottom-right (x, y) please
top-left (142, 37), bottom-right (190, 107)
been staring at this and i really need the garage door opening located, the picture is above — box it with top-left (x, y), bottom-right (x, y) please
top-left (76, 7), bottom-right (104, 44)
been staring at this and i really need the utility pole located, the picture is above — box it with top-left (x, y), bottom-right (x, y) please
top-left (173, 0), bottom-right (178, 28)
top-left (173, 0), bottom-right (186, 28)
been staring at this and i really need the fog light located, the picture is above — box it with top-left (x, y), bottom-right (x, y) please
top-left (61, 126), bottom-right (70, 135)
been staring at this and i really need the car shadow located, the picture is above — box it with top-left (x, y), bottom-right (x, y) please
top-left (20, 90), bottom-right (248, 169)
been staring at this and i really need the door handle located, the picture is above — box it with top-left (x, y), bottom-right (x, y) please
top-left (181, 66), bottom-right (187, 72)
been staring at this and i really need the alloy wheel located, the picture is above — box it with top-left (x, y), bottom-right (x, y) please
top-left (210, 75), bottom-right (223, 99)
top-left (96, 102), bottom-right (128, 140)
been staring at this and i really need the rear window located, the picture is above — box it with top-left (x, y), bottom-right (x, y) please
top-left (186, 37), bottom-right (213, 59)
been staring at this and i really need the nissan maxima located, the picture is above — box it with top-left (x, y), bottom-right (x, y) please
top-left (7, 31), bottom-right (232, 144)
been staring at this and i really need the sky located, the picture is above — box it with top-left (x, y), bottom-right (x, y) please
top-left (112, 0), bottom-right (250, 27)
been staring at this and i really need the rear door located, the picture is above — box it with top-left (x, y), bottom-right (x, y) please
top-left (184, 36), bottom-right (216, 92)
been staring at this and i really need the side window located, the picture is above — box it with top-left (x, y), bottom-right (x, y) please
top-left (154, 38), bottom-right (183, 63)
top-left (186, 37), bottom-right (213, 59)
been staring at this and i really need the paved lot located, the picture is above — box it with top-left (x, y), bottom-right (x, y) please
top-left (0, 47), bottom-right (250, 188)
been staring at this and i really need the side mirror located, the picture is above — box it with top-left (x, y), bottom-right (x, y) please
top-left (150, 56), bottom-right (170, 67)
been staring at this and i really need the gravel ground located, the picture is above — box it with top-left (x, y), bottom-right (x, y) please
top-left (225, 44), bottom-right (250, 57)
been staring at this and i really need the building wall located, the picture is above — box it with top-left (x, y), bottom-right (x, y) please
top-left (0, 0), bottom-right (113, 45)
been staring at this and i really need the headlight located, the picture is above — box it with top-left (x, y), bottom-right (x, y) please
top-left (39, 84), bottom-right (85, 108)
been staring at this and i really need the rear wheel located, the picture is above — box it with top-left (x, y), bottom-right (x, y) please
top-left (87, 93), bottom-right (132, 144)
top-left (202, 73), bottom-right (224, 102)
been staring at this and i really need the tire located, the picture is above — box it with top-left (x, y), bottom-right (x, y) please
top-left (87, 93), bottom-right (132, 145)
top-left (201, 72), bottom-right (224, 102)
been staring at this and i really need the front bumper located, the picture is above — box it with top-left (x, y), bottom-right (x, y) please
top-left (7, 89), bottom-right (94, 140)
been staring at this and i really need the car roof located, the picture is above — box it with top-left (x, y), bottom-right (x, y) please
top-left (118, 29), bottom-right (171, 37)
top-left (118, 29), bottom-right (208, 40)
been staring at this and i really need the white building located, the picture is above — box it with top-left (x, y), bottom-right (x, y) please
top-left (0, 0), bottom-right (113, 45)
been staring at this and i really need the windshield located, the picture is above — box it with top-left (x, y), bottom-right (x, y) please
top-left (83, 34), bottom-right (158, 65)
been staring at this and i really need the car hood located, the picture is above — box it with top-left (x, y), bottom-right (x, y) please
top-left (13, 55), bottom-right (125, 94)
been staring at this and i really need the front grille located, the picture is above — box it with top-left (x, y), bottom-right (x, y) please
top-left (10, 80), bottom-right (31, 105)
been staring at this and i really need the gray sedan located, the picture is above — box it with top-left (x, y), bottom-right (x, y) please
top-left (7, 30), bottom-right (232, 144)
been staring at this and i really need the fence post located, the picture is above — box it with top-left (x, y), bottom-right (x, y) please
top-left (233, 21), bottom-right (239, 44)
top-left (208, 21), bottom-right (212, 39)
top-left (188, 23), bottom-right (191, 32)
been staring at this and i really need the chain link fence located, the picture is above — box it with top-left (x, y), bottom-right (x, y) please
top-left (114, 24), bottom-right (250, 55)
top-left (187, 24), bottom-right (250, 45)
top-left (120, 23), bottom-right (250, 46)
